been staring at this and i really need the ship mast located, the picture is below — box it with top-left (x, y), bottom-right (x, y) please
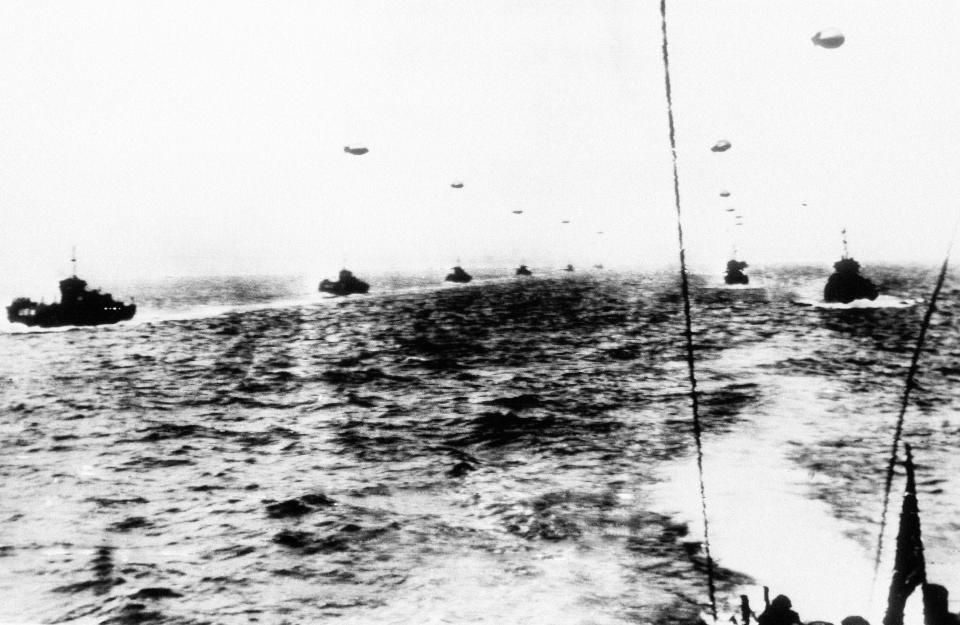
top-left (841, 227), bottom-right (849, 259)
top-left (71, 246), bottom-right (77, 277)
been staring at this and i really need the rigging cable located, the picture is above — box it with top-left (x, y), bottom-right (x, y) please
top-left (873, 223), bottom-right (957, 578)
top-left (657, 0), bottom-right (718, 619)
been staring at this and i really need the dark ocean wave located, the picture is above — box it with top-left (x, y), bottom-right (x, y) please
top-left (0, 267), bottom-right (957, 624)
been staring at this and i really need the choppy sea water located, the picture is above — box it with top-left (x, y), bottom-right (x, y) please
top-left (1, 266), bottom-right (958, 625)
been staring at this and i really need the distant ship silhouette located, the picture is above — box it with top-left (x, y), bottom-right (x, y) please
top-left (515, 264), bottom-right (532, 276)
top-left (319, 269), bottom-right (370, 296)
top-left (823, 230), bottom-right (879, 303)
top-left (445, 266), bottom-right (472, 283)
top-left (6, 252), bottom-right (136, 327)
top-left (724, 259), bottom-right (749, 285)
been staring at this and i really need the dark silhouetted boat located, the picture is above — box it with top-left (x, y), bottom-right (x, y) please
top-left (445, 266), bottom-right (472, 283)
top-left (724, 259), bottom-right (749, 285)
top-left (824, 231), bottom-right (879, 303)
top-left (319, 269), bottom-right (370, 296)
top-left (564, 264), bottom-right (575, 272)
top-left (515, 264), bottom-right (532, 276)
top-left (6, 253), bottom-right (136, 327)
top-left (824, 257), bottom-right (879, 303)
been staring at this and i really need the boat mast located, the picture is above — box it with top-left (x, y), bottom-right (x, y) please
top-left (841, 228), bottom-right (849, 259)
top-left (71, 246), bottom-right (77, 277)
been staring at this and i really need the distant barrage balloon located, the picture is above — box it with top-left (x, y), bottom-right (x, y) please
top-left (512, 210), bottom-right (523, 214)
top-left (725, 207), bottom-right (736, 212)
top-left (711, 140), bottom-right (732, 153)
top-left (719, 190), bottom-right (731, 197)
top-left (344, 144), bottom-right (368, 155)
top-left (812, 28), bottom-right (845, 49)
top-left (561, 220), bottom-right (570, 224)
top-left (451, 181), bottom-right (464, 189)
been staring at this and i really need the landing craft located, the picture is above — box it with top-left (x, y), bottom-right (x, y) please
top-left (7, 251), bottom-right (136, 327)
top-left (811, 28), bottom-right (845, 49)
top-left (711, 140), bottom-right (731, 153)
top-left (344, 144), bottom-right (368, 155)
top-left (319, 269), bottom-right (370, 296)
top-left (451, 181), bottom-right (464, 189)
top-left (445, 266), bottom-right (472, 283)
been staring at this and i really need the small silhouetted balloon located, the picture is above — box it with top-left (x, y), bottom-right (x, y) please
top-left (512, 210), bottom-right (523, 214)
top-left (344, 145), bottom-right (368, 155)
top-left (812, 29), bottom-right (845, 49)
top-left (726, 207), bottom-right (736, 212)
top-left (711, 140), bottom-right (732, 152)
top-left (719, 190), bottom-right (731, 197)
top-left (451, 181), bottom-right (464, 188)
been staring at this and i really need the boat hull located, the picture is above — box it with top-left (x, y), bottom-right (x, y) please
top-left (7, 300), bottom-right (136, 327)
top-left (319, 280), bottom-right (370, 296)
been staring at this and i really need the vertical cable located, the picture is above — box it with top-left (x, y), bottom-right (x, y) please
top-left (873, 247), bottom-right (954, 575)
top-left (657, 0), bottom-right (718, 619)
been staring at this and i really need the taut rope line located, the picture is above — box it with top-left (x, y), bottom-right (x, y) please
top-left (873, 231), bottom-right (956, 577)
top-left (657, 0), bottom-right (718, 619)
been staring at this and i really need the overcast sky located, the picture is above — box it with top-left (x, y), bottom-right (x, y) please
top-left (1, 1), bottom-right (958, 286)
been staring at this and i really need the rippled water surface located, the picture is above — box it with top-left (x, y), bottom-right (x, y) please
top-left (1, 267), bottom-right (958, 625)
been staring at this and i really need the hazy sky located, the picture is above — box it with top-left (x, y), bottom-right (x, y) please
top-left (2, 1), bottom-right (959, 285)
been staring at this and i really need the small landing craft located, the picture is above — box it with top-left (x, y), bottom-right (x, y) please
top-left (6, 253), bottom-right (136, 327)
top-left (515, 264), bottom-right (532, 276)
top-left (723, 259), bottom-right (749, 285)
top-left (792, 231), bottom-right (916, 308)
top-left (445, 266), bottom-right (472, 283)
top-left (824, 230), bottom-right (878, 303)
top-left (319, 269), bottom-right (370, 296)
